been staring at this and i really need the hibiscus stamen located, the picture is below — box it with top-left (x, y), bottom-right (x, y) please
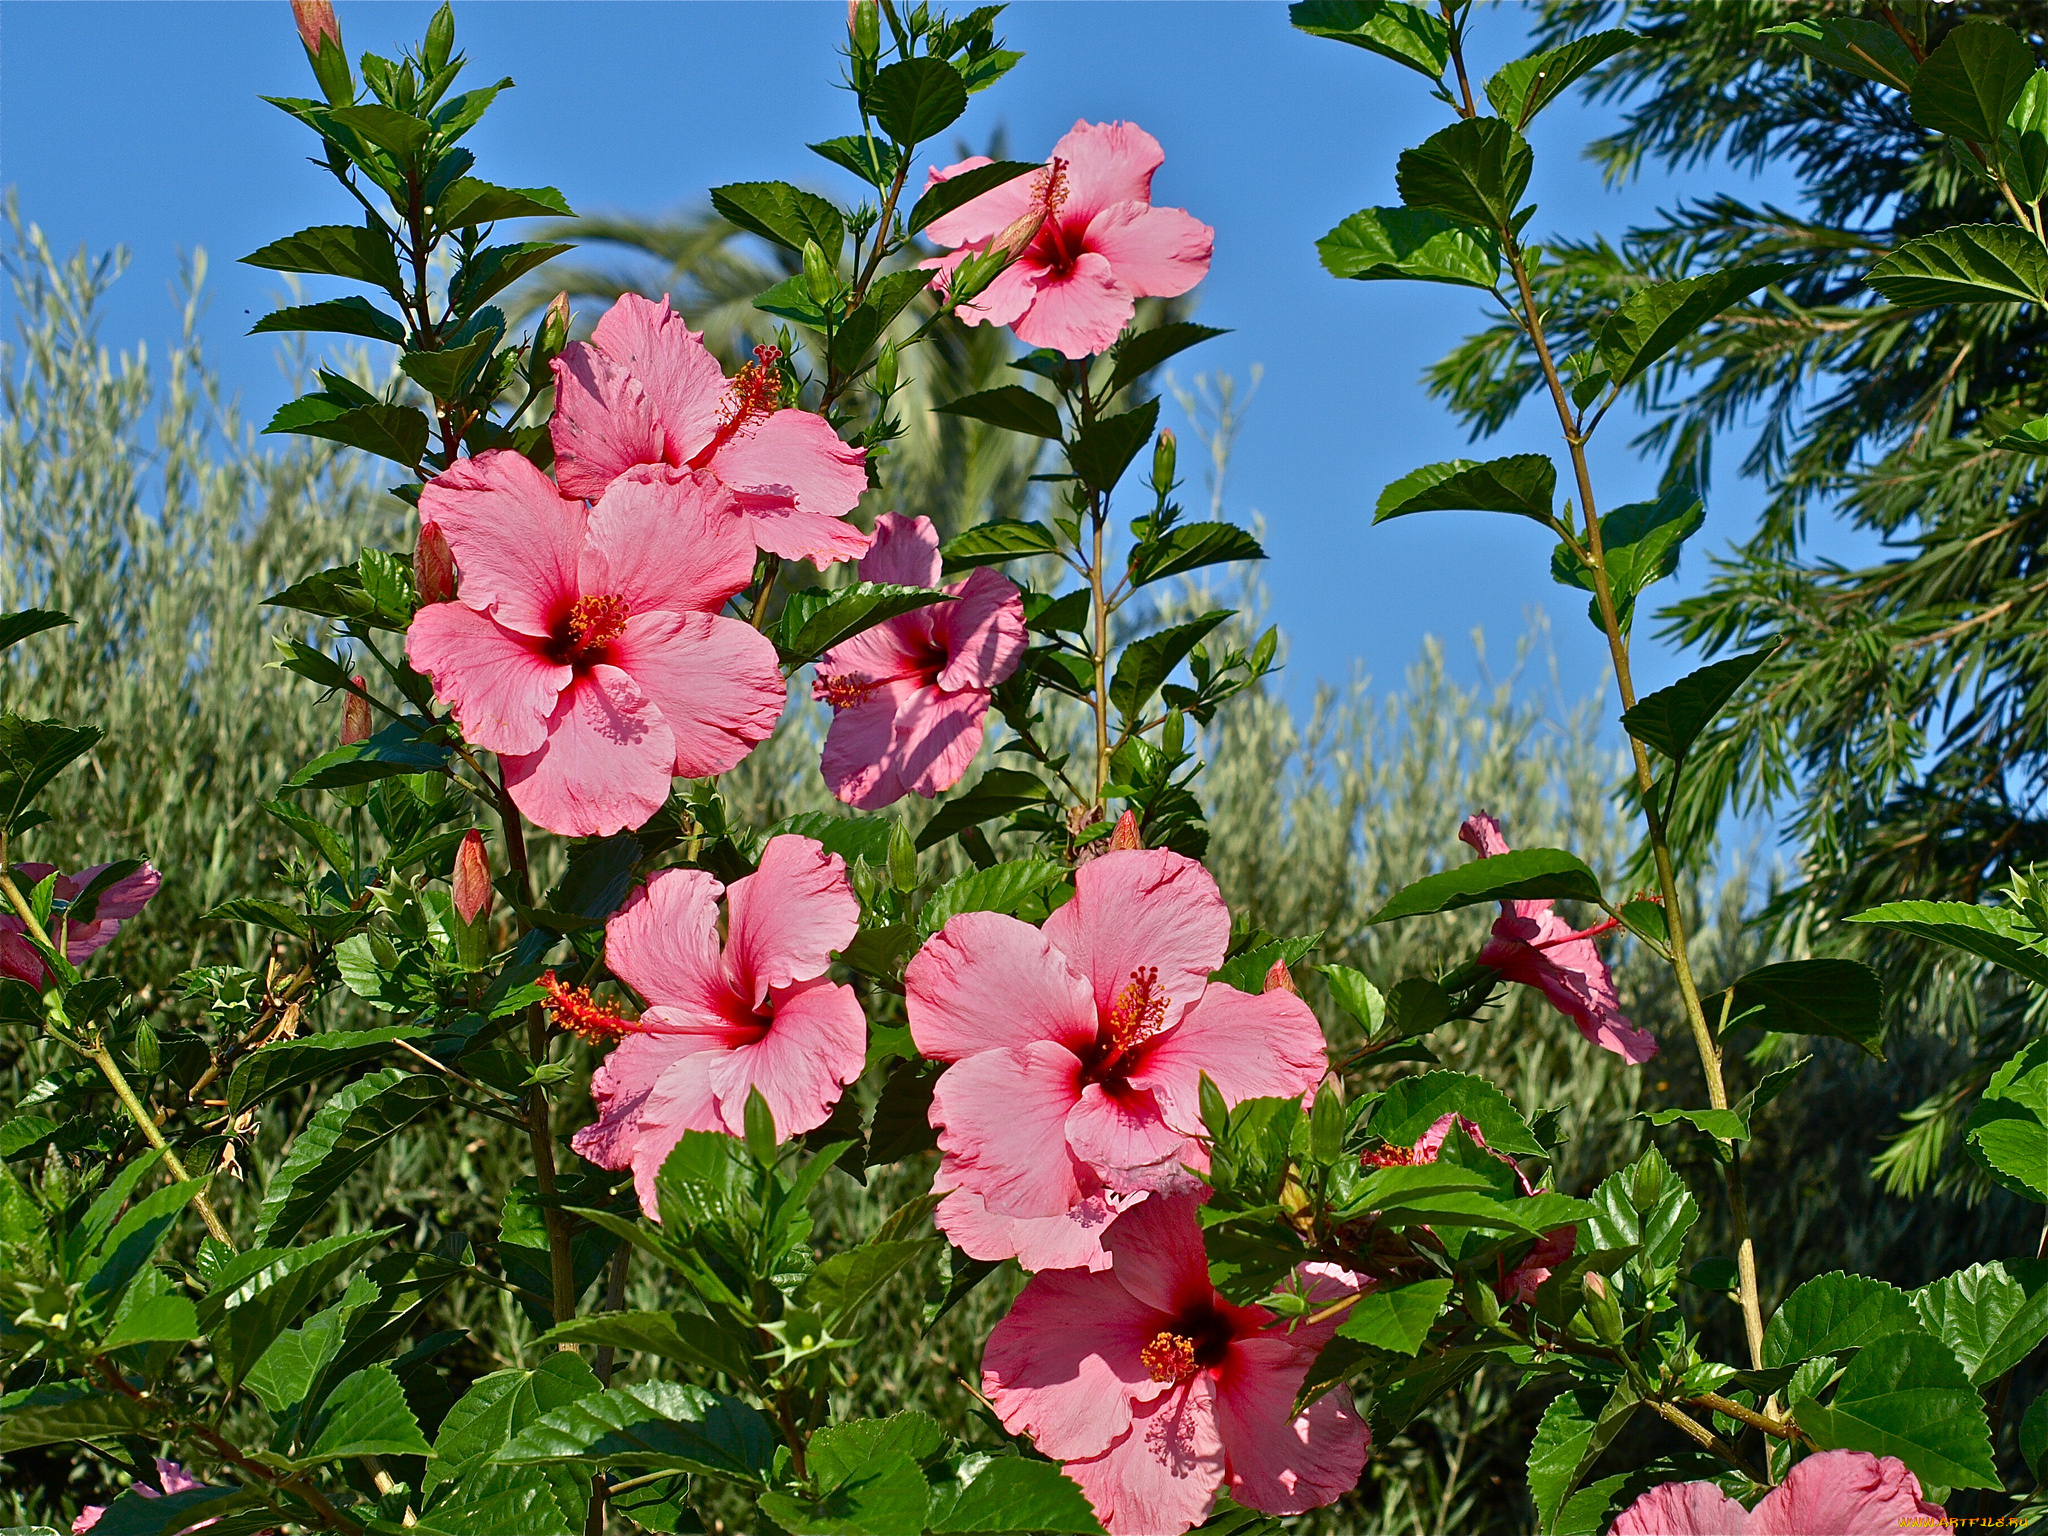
top-left (718, 345), bottom-right (786, 436)
top-left (1528, 914), bottom-right (1623, 951)
top-left (541, 969), bottom-right (633, 1041)
top-left (816, 673), bottom-right (877, 710)
top-left (565, 593), bottom-right (630, 658)
top-left (1362, 1143), bottom-right (1428, 1169)
top-left (1099, 965), bottom-right (1171, 1070)
top-left (1140, 1330), bottom-right (1198, 1385)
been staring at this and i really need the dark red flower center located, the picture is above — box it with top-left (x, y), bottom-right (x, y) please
top-left (1082, 966), bottom-right (1174, 1086)
top-left (1140, 1305), bottom-right (1234, 1383)
top-left (558, 593), bottom-right (630, 663)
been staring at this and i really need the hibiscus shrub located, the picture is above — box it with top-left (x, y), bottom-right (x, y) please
top-left (4, 3), bottom-right (2048, 1535)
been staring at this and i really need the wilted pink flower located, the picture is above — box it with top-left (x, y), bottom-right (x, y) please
top-left (341, 675), bottom-right (372, 745)
top-left (1459, 813), bottom-right (1658, 1064)
top-left (984, 1195), bottom-right (1370, 1535)
top-left (569, 836), bottom-right (864, 1216)
top-left (414, 523), bottom-right (456, 606)
top-left (907, 848), bottom-right (1327, 1269)
top-left (922, 121), bottom-right (1214, 359)
top-left (550, 295), bottom-right (870, 567)
top-left (812, 513), bottom-right (1025, 808)
top-left (1610, 1449), bottom-right (1944, 1534)
top-left (73, 1458), bottom-right (210, 1534)
top-left (2, 862), bottom-right (161, 988)
top-left (452, 830), bottom-right (491, 926)
top-left (290, 0), bottom-right (339, 54)
top-left (404, 452), bottom-right (785, 838)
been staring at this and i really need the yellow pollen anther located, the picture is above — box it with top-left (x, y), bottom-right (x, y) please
top-left (817, 673), bottom-right (878, 710)
top-left (1106, 965), bottom-right (1170, 1052)
top-left (1141, 1330), bottom-right (1198, 1384)
top-left (566, 593), bottom-right (630, 657)
top-left (540, 969), bottom-right (633, 1042)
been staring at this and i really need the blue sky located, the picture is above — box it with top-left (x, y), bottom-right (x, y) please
top-left (1, 0), bottom-right (1863, 718)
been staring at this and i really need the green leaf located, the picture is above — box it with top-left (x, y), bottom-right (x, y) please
top-left (1374, 454), bottom-right (1555, 525)
top-left (1108, 322), bottom-right (1230, 397)
top-left (2001, 71), bottom-right (2048, 203)
top-left (1288, 0), bottom-right (1449, 80)
top-left (241, 223), bottom-right (403, 294)
top-left (915, 767), bottom-right (1050, 851)
top-left (1318, 964), bottom-right (1386, 1032)
top-left (537, 1310), bottom-right (754, 1384)
top-left (809, 135), bottom-right (900, 189)
top-left (226, 1027), bottom-right (428, 1113)
top-left (1867, 224), bottom-right (2048, 307)
top-left (798, 1237), bottom-right (937, 1328)
top-left (1586, 1146), bottom-right (1697, 1279)
top-left (920, 860), bottom-right (1067, 937)
top-left (935, 385), bottom-right (1062, 439)
top-left (776, 583), bottom-right (954, 665)
top-left (429, 1353), bottom-right (601, 1496)
top-left (0, 1380), bottom-right (154, 1450)
top-left (1596, 264), bottom-right (1802, 387)
top-left (448, 242), bottom-right (574, 317)
top-left (0, 714), bottom-right (103, 830)
top-left (1069, 399), bottom-right (1161, 492)
top-left (1130, 522), bottom-right (1266, 587)
top-left (1110, 611), bottom-right (1233, 723)
top-left (1395, 117), bottom-right (1532, 232)
top-left (286, 718), bottom-right (451, 791)
top-left (1333, 1278), bottom-right (1452, 1355)
top-left (1620, 645), bottom-right (1776, 764)
top-left (761, 1422), bottom-right (933, 1536)
top-left (198, 1227), bottom-right (393, 1385)
top-left (1371, 1071), bottom-right (1543, 1156)
top-left (250, 297), bottom-right (407, 345)
top-left (941, 519), bottom-right (1061, 570)
top-left (1551, 483), bottom-right (1704, 629)
top-left (327, 101), bottom-right (433, 159)
top-left (865, 55), bottom-right (968, 144)
top-left (1761, 18), bottom-right (1919, 93)
top-left (830, 269), bottom-right (937, 373)
top-left (1484, 30), bottom-right (1638, 129)
top-left (927, 1455), bottom-right (1104, 1533)
top-left (256, 1069), bottom-right (450, 1245)
top-left (306, 1363), bottom-right (431, 1462)
top-left (99, 1286), bottom-right (199, 1351)
top-left (1706, 959), bottom-right (1885, 1058)
top-left (1642, 1106), bottom-right (1749, 1142)
top-left (495, 1382), bottom-right (776, 1483)
top-left (1211, 932), bottom-right (1322, 996)
top-left (434, 177), bottom-right (574, 228)
top-left (906, 160), bottom-right (1041, 235)
top-left (1796, 1328), bottom-right (2000, 1489)
top-left (1369, 845), bottom-right (1601, 924)
top-left (1763, 1271), bottom-right (1918, 1367)
top-left (83, 1178), bottom-right (205, 1305)
top-left (710, 181), bottom-right (845, 262)
top-left (1848, 899), bottom-right (2048, 986)
top-left (1963, 1038), bottom-right (2048, 1202)
top-left (768, 812), bottom-right (897, 869)
top-left (263, 398), bottom-right (430, 470)
top-left (1912, 1260), bottom-right (2048, 1385)
top-left (84, 1485), bottom-right (255, 1536)
top-left (1526, 1386), bottom-right (1637, 1534)
top-left (1911, 19), bottom-right (2036, 142)
top-left (2022, 1389), bottom-right (2048, 1481)
top-left (0, 607), bottom-right (70, 652)
top-left (1318, 205), bottom-right (1501, 289)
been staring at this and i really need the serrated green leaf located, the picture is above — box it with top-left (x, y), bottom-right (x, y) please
top-left (1847, 899), bottom-right (2048, 986)
top-left (865, 55), bottom-right (968, 144)
top-left (777, 583), bottom-right (954, 665)
top-left (926, 1455), bottom-right (1104, 1533)
top-left (433, 177), bottom-right (574, 228)
top-left (448, 242), bottom-right (573, 317)
top-left (2000, 71), bottom-right (2048, 202)
top-left (710, 181), bottom-right (845, 261)
top-left (241, 223), bottom-right (403, 294)
top-left (1912, 1260), bottom-right (2048, 1385)
top-left (256, 1069), bottom-right (450, 1245)
top-left (1762, 18), bottom-right (1919, 93)
top-left (1374, 453), bottom-right (1555, 525)
top-left (941, 519), bottom-right (1060, 570)
top-left (935, 385), bottom-right (1062, 439)
top-left (1763, 1271), bottom-right (1919, 1367)
top-left (1706, 959), bottom-right (1885, 1057)
top-left (537, 1310), bottom-right (754, 1384)
top-left (198, 1227), bottom-right (393, 1385)
top-left (1868, 223), bottom-right (2048, 307)
top-left (0, 714), bottom-right (104, 830)
top-left (809, 135), bottom-right (900, 189)
top-left (798, 1237), bottom-right (937, 1328)
top-left (919, 860), bottom-right (1067, 937)
top-left (1333, 1278), bottom-right (1452, 1355)
top-left (1130, 522), bottom-right (1265, 587)
top-left (1288, 0), bottom-right (1449, 79)
top-left (1796, 1328), bottom-right (1999, 1488)
top-left (1108, 322), bottom-right (1230, 397)
top-left (1911, 19), bottom-right (2036, 142)
top-left (1110, 611), bottom-right (1233, 724)
top-left (1484, 30), bottom-right (1637, 129)
top-left (1526, 1386), bottom-right (1637, 1533)
top-left (1318, 205), bottom-right (1501, 289)
top-left (915, 767), bottom-right (1049, 851)
top-left (1370, 1071), bottom-right (1542, 1156)
top-left (495, 1382), bottom-right (776, 1483)
top-left (286, 718), bottom-right (451, 791)
top-left (263, 398), bottom-right (430, 470)
top-left (1395, 117), bottom-right (1532, 232)
top-left (1551, 483), bottom-right (1704, 629)
top-left (1620, 645), bottom-right (1776, 764)
top-left (1068, 399), bottom-right (1161, 492)
top-left (1963, 1038), bottom-right (2048, 1202)
top-left (227, 1028), bottom-right (428, 1114)
top-left (250, 297), bottom-right (407, 345)
top-left (1596, 264), bottom-right (1802, 387)
top-left (1369, 845), bottom-right (1601, 924)
top-left (0, 1380), bottom-right (154, 1450)
top-left (305, 1363), bottom-right (430, 1462)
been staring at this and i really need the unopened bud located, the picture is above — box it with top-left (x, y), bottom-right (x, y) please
top-left (1462, 1273), bottom-right (1502, 1328)
top-left (1263, 958), bottom-right (1297, 995)
top-left (453, 830), bottom-right (490, 926)
top-left (290, 0), bottom-right (352, 104)
top-left (1583, 1270), bottom-right (1624, 1345)
top-left (535, 293), bottom-right (570, 368)
top-left (803, 239), bottom-right (836, 308)
top-left (342, 676), bottom-right (372, 745)
top-left (415, 523), bottom-right (456, 605)
top-left (1106, 810), bottom-right (1142, 853)
top-left (850, 0), bottom-right (880, 55)
top-left (1152, 428), bottom-right (1177, 494)
top-left (873, 343), bottom-right (899, 397)
top-left (291, 0), bottom-right (339, 53)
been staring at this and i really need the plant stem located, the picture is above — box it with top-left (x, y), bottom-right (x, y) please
top-left (1684, 1392), bottom-right (1796, 1441)
top-left (1089, 495), bottom-right (1111, 803)
top-left (1648, 1399), bottom-right (1766, 1485)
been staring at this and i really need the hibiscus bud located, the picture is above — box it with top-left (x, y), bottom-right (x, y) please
top-left (1462, 1273), bottom-right (1502, 1328)
top-left (291, 0), bottom-right (339, 53)
top-left (873, 343), bottom-right (899, 397)
top-left (803, 239), bottom-right (837, 308)
top-left (849, 0), bottom-right (879, 56)
top-left (415, 523), bottom-right (456, 605)
top-left (1263, 958), bottom-right (1297, 995)
top-left (1152, 428), bottom-right (1177, 494)
top-left (529, 293), bottom-right (570, 389)
top-left (1106, 810), bottom-right (1142, 853)
top-left (290, 0), bottom-right (352, 105)
top-left (1583, 1270), bottom-right (1624, 1345)
top-left (342, 676), bottom-right (372, 745)
top-left (450, 830), bottom-right (492, 969)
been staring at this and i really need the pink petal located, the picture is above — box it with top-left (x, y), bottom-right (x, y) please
top-left (726, 487), bottom-right (874, 569)
top-left (69, 862), bottom-right (161, 922)
top-left (1216, 1350), bottom-right (1368, 1519)
top-left (1279, 1263), bottom-right (1375, 1354)
top-left (502, 666), bottom-right (675, 838)
top-left (817, 684), bottom-right (919, 809)
top-left (581, 467), bottom-right (757, 616)
top-left (1127, 984), bottom-right (1327, 1135)
top-left (815, 607), bottom-right (932, 690)
top-left (982, 1266), bottom-right (1170, 1460)
top-left (922, 153), bottom-right (1038, 247)
top-left (0, 930), bottom-right (48, 986)
top-left (954, 255), bottom-right (1045, 331)
top-left (931, 1041), bottom-right (1087, 1219)
top-left (1482, 925), bottom-right (1659, 1064)
top-left (858, 512), bottom-right (944, 588)
top-left (420, 450), bottom-right (586, 637)
top-left (1085, 201), bottom-right (1214, 299)
top-left (1501, 1226), bottom-right (1576, 1306)
top-left (934, 1171), bottom-right (1133, 1272)
top-left (405, 601), bottom-right (567, 757)
top-left (1014, 251), bottom-right (1133, 359)
top-left (706, 975), bottom-right (865, 1138)
top-left (905, 911), bottom-right (1098, 1061)
top-left (603, 867), bottom-right (735, 1018)
top-left (152, 1460), bottom-right (201, 1496)
top-left (1051, 120), bottom-right (1166, 224)
top-left (574, 1029), bottom-right (721, 1174)
top-left (1746, 1450), bottom-right (1945, 1535)
top-left (609, 609), bottom-right (786, 779)
top-left (723, 835), bottom-right (860, 1003)
top-left (889, 685), bottom-right (994, 801)
top-left (708, 407), bottom-right (868, 525)
top-left (550, 343), bottom-right (670, 500)
top-left (935, 566), bottom-right (1026, 691)
top-left (627, 1049), bottom-right (726, 1217)
top-left (1065, 1378), bottom-right (1227, 1536)
top-left (1610, 1480), bottom-right (1755, 1536)
top-left (589, 293), bottom-right (725, 464)
top-left (1066, 1081), bottom-right (1203, 1197)
top-left (1042, 849), bottom-right (1230, 1037)
top-left (1095, 1192), bottom-right (1213, 1317)
top-left (1458, 812), bottom-right (1512, 859)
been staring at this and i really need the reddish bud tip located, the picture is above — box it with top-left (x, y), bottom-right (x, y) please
top-left (342, 676), bottom-right (372, 745)
top-left (1107, 810), bottom-right (1143, 853)
top-left (291, 0), bottom-right (340, 53)
top-left (415, 523), bottom-right (456, 605)
top-left (453, 829), bottom-right (491, 926)
top-left (1582, 1271), bottom-right (1608, 1302)
top-left (1263, 958), bottom-right (1298, 995)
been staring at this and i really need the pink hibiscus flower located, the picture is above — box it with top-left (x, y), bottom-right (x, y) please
top-left (922, 120), bottom-right (1214, 359)
top-left (550, 294), bottom-right (870, 567)
top-left (1362, 1112), bottom-right (1574, 1305)
top-left (811, 513), bottom-right (1026, 809)
top-left (1459, 813), bottom-right (1658, 1064)
top-left (74, 1458), bottom-right (252, 1535)
top-left (567, 835), bottom-right (864, 1216)
top-left (984, 1195), bottom-right (1370, 1536)
top-left (1610, 1449), bottom-right (1944, 1534)
top-left (405, 452), bottom-right (786, 839)
top-left (906, 848), bottom-right (1328, 1270)
top-left (2, 862), bottom-right (161, 988)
